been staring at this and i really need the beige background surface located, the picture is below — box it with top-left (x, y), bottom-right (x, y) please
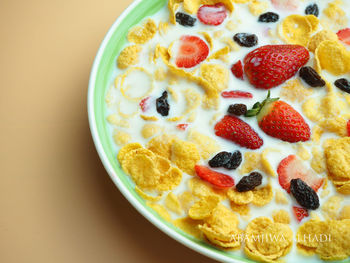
top-left (0, 1), bottom-right (216, 262)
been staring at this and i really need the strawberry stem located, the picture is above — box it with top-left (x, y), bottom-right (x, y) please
top-left (245, 91), bottom-right (279, 117)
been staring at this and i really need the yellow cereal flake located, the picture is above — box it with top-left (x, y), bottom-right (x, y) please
top-left (147, 202), bottom-right (172, 222)
top-left (310, 147), bottom-right (326, 174)
top-left (296, 143), bottom-right (311, 160)
top-left (147, 134), bottom-right (177, 160)
top-left (297, 219), bottom-right (350, 261)
top-left (221, 37), bottom-right (241, 51)
top-left (106, 114), bottom-right (130, 128)
top-left (261, 148), bottom-right (278, 177)
top-left (183, 89), bottom-right (201, 114)
top-left (198, 205), bottom-right (242, 249)
top-left (338, 205), bottom-right (350, 220)
top-left (315, 40), bottom-right (350, 75)
top-left (167, 87), bottom-right (179, 102)
top-left (188, 177), bottom-right (227, 200)
top-left (322, 195), bottom-right (343, 219)
top-left (200, 32), bottom-right (213, 49)
top-left (189, 195), bottom-right (220, 220)
top-left (171, 140), bottom-right (200, 175)
top-left (201, 63), bottom-right (229, 92)
top-left (154, 67), bottom-right (167, 81)
top-left (168, 0), bottom-right (182, 24)
top-left (308, 30), bottom-right (338, 53)
top-left (165, 192), bottom-right (183, 215)
top-left (128, 19), bottom-right (157, 44)
top-left (214, 30), bottom-right (225, 38)
top-left (302, 98), bottom-right (323, 122)
top-left (319, 116), bottom-right (348, 137)
top-left (178, 191), bottom-right (196, 211)
top-left (113, 130), bottom-right (131, 146)
top-left (322, 1), bottom-right (348, 31)
top-left (207, 47), bottom-right (230, 62)
top-left (321, 189), bottom-right (330, 198)
top-left (280, 15), bottom-right (314, 46)
top-left (275, 189), bottom-right (289, 205)
top-left (305, 15), bottom-right (319, 31)
top-left (325, 137), bottom-right (350, 181)
top-left (252, 184), bottom-right (273, 207)
top-left (157, 166), bottom-right (183, 191)
top-left (244, 217), bottom-right (293, 262)
top-left (117, 143), bottom-right (143, 163)
top-left (117, 45), bottom-right (142, 69)
top-left (225, 20), bottom-right (237, 31)
top-left (187, 130), bottom-right (220, 160)
top-left (167, 116), bottom-right (184, 122)
top-left (140, 115), bottom-right (158, 121)
top-left (336, 183), bottom-right (350, 195)
top-left (187, 111), bottom-right (197, 122)
top-left (227, 189), bottom-right (253, 205)
top-left (158, 21), bottom-right (169, 36)
top-left (117, 101), bottom-right (139, 119)
top-left (311, 125), bottom-right (323, 144)
top-left (141, 124), bottom-right (162, 139)
top-left (272, 209), bottom-right (290, 224)
top-left (230, 202), bottom-right (250, 216)
top-left (248, 0), bottom-right (269, 16)
top-left (173, 217), bottom-right (203, 239)
top-left (135, 186), bottom-right (163, 202)
top-left (279, 79), bottom-right (313, 102)
top-left (239, 152), bottom-right (262, 175)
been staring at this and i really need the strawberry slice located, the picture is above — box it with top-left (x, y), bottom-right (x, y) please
top-left (271, 0), bottom-right (299, 11)
top-left (244, 45), bottom-right (309, 89)
top-left (215, 115), bottom-right (263, 149)
top-left (337, 28), bottom-right (350, 45)
top-left (175, 35), bottom-right (209, 68)
top-left (197, 3), bottom-right (228, 26)
top-left (195, 165), bottom-right (234, 189)
top-left (347, 120), bottom-right (350, 136)
top-left (277, 155), bottom-right (324, 193)
top-left (139, 96), bottom-right (151, 112)
top-left (231, 60), bottom-right (244, 80)
top-left (221, 90), bottom-right (253, 98)
top-left (293, 206), bottom-right (309, 222)
top-left (176, 123), bottom-right (189, 131)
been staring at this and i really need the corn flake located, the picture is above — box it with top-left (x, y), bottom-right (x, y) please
top-left (207, 47), bottom-right (230, 62)
top-left (230, 202), bottom-right (250, 216)
top-left (188, 130), bottom-right (220, 160)
top-left (201, 63), bottom-right (229, 92)
top-left (228, 189), bottom-right (253, 205)
top-left (128, 19), bottom-right (157, 44)
top-left (173, 217), bottom-right (203, 239)
top-left (275, 189), bottom-right (289, 205)
top-left (322, 195), bottom-right (343, 219)
top-left (140, 115), bottom-right (158, 121)
top-left (248, 0), bottom-right (269, 16)
top-left (252, 184), bottom-right (273, 207)
top-left (165, 192), bottom-right (183, 215)
top-left (117, 143), bottom-right (143, 163)
top-left (147, 134), bottom-right (177, 160)
top-left (188, 177), bottom-right (227, 200)
top-left (135, 186), bottom-right (163, 202)
top-left (339, 205), bottom-right (350, 220)
top-left (141, 124), bottom-right (162, 139)
top-left (147, 202), bottom-right (172, 222)
top-left (157, 166), bottom-right (183, 191)
top-left (279, 79), bottom-right (313, 102)
top-left (113, 130), bottom-right (131, 146)
top-left (117, 45), bottom-right (142, 69)
top-left (308, 30), bottom-right (338, 53)
top-left (189, 195), bottom-right (220, 220)
top-left (107, 114), bottom-right (130, 128)
top-left (280, 15), bottom-right (314, 46)
top-left (178, 191), bottom-right (196, 211)
top-left (310, 147), bottom-right (326, 174)
top-left (171, 139), bottom-right (200, 175)
top-left (272, 209), bottom-right (290, 224)
top-left (325, 137), bottom-right (350, 182)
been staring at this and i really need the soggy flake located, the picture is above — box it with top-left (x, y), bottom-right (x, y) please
top-left (154, 67), bottom-right (167, 81)
top-left (183, 89), bottom-right (201, 114)
top-left (147, 134), bottom-right (177, 160)
top-left (339, 205), bottom-right (350, 220)
top-left (200, 32), bottom-right (213, 49)
top-left (274, 189), bottom-right (289, 205)
top-left (188, 177), bottom-right (227, 200)
top-left (188, 130), bottom-right (220, 160)
top-left (207, 47), bottom-right (230, 62)
top-left (167, 87), bottom-right (179, 102)
top-left (135, 186), bottom-right (163, 202)
top-left (117, 45), bottom-right (142, 69)
top-left (228, 189), bottom-right (253, 205)
top-left (311, 125), bottom-right (323, 144)
top-left (280, 79), bottom-right (313, 102)
top-left (165, 192), bottom-right (183, 215)
top-left (173, 217), bottom-right (203, 239)
top-left (141, 124), bottom-right (162, 139)
top-left (171, 139), bottom-right (200, 175)
top-left (310, 147), bottom-right (326, 174)
top-left (230, 202), bottom-right (250, 216)
top-left (113, 130), bottom-right (131, 146)
top-left (322, 195), bottom-right (343, 219)
top-left (128, 19), bottom-right (157, 44)
top-left (261, 148), bottom-right (278, 177)
top-left (239, 152), bottom-right (263, 175)
top-left (315, 40), bottom-right (350, 76)
top-left (147, 202), bottom-right (172, 222)
top-left (252, 184), bottom-right (273, 207)
top-left (302, 98), bottom-right (323, 122)
top-left (321, 1), bottom-right (348, 31)
top-left (225, 20), bottom-right (238, 31)
top-left (178, 191), bottom-right (196, 211)
top-left (140, 115), bottom-right (159, 121)
top-left (244, 217), bottom-right (293, 262)
top-left (107, 114), bottom-right (130, 128)
top-left (296, 144), bottom-right (311, 160)
top-left (248, 0), bottom-right (269, 16)
top-left (221, 37), bottom-right (241, 51)
top-left (158, 21), bottom-right (169, 36)
top-left (272, 209), bottom-right (290, 224)
top-left (189, 195), bottom-right (220, 220)
top-left (319, 116), bottom-right (348, 137)
top-left (308, 30), bottom-right (338, 53)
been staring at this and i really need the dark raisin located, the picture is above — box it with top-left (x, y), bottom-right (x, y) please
top-left (156, 91), bottom-right (170, 116)
top-left (176, 12), bottom-right (196, 27)
top-left (299, 66), bottom-right (326, 87)
top-left (236, 172), bottom-right (262, 192)
top-left (208, 151), bottom-right (232, 168)
top-left (290, 179), bottom-right (319, 210)
top-left (335, 78), bottom-right (350, 94)
top-left (224, 151), bottom-right (242, 170)
top-left (258, 12), bottom-right (279, 23)
top-left (305, 3), bottom-right (319, 17)
top-left (228, 104), bottom-right (247, 116)
top-left (233, 33), bottom-right (258, 47)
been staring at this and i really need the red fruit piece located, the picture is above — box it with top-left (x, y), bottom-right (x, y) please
top-left (277, 155), bottom-right (324, 193)
top-left (177, 123), bottom-right (189, 131)
top-left (231, 60), bottom-right (244, 80)
top-left (337, 28), bottom-right (350, 45)
top-left (214, 115), bottom-right (263, 149)
top-left (221, 90), bottom-right (253, 98)
top-left (175, 35), bottom-right (209, 68)
top-left (195, 165), bottom-right (234, 189)
top-left (271, 0), bottom-right (299, 11)
top-left (347, 120), bottom-right (350, 136)
top-left (293, 206), bottom-right (309, 222)
top-left (197, 3), bottom-right (228, 26)
top-left (244, 44), bottom-right (309, 89)
top-left (139, 96), bottom-right (151, 112)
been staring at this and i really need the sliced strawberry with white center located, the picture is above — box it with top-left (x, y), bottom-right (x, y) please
top-left (195, 165), bottom-right (234, 189)
top-left (337, 28), bottom-right (350, 45)
top-left (175, 35), bottom-right (209, 68)
top-left (197, 3), bottom-right (228, 26)
top-left (277, 155), bottom-right (324, 193)
top-left (271, 0), bottom-right (299, 11)
top-left (293, 206), bottom-right (309, 222)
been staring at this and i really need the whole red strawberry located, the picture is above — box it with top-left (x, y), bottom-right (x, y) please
top-left (214, 115), bottom-right (263, 149)
top-left (246, 91), bottom-right (310, 142)
top-left (244, 45), bottom-right (309, 89)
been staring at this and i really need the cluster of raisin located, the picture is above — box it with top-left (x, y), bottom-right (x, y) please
top-left (209, 151), bottom-right (242, 170)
